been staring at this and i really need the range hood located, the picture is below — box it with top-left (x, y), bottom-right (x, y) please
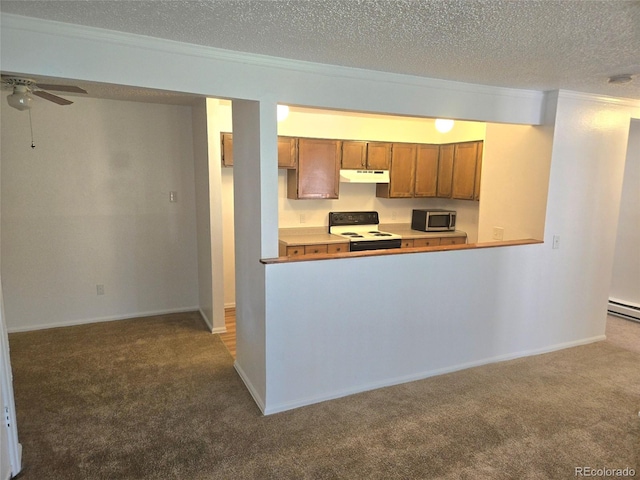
top-left (339, 169), bottom-right (390, 183)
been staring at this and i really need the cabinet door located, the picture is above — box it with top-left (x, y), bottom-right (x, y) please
top-left (437, 144), bottom-right (454, 198)
top-left (304, 244), bottom-right (329, 255)
top-left (414, 237), bottom-right (441, 247)
top-left (221, 133), bottom-right (233, 167)
top-left (474, 141), bottom-right (483, 201)
top-left (387, 143), bottom-right (416, 198)
top-left (286, 246), bottom-right (304, 256)
top-left (341, 141), bottom-right (367, 169)
top-left (452, 142), bottom-right (479, 200)
top-left (440, 236), bottom-right (467, 245)
top-left (366, 142), bottom-right (391, 170)
top-left (327, 243), bottom-right (349, 254)
top-left (278, 136), bottom-right (297, 169)
top-left (414, 144), bottom-right (439, 197)
top-left (288, 138), bottom-right (341, 199)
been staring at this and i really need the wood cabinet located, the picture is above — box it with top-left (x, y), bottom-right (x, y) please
top-left (342, 141), bottom-right (391, 170)
top-left (474, 141), bottom-right (483, 201)
top-left (438, 141), bottom-right (483, 200)
top-left (220, 133), bottom-right (297, 169)
top-left (280, 242), bottom-right (349, 257)
top-left (414, 144), bottom-right (439, 197)
top-left (376, 143), bottom-right (416, 198)
top-left (304, 244), bottom-right (328, 255)
top-left (401, 239), bottom-right (414, 248)
top-left (414, 237), bottom-right (441, 247)
top-left (440, 236), bottom-right (466, 246)
top-left (221, 133), bottom-right (233, 167)
top-left (366, 142), bottom-right (392, 170)
top-left (287, 138), bottom-right (341, 199)
top-left (341, 141), bottom-right (367, 169)
top-left (452, 142), bottom-right (480, 200)
top-left (278, 136), bottom-right (297, 169)
top-left (279, 234), bottom-right (465, 257)
top-left (436, 144), bottom-right (454, 198)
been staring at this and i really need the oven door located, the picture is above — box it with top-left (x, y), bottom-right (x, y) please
top-left (350, 239), bottom-right (402, 251)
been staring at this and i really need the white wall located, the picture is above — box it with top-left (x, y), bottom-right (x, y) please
top-left (192, 100), bottom-right (214, 329)
top-left (1, 15), bottom-right (638, 416)
top-left (610, 119), bottom-right (640, 315)
top-left (263, 92), bottom-right (638, 413)
top-left (1, 95), bottom-right (200, 331)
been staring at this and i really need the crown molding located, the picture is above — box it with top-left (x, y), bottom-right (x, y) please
top-left (1, 13), bottom-right (545, 103)
top-left (556, 89), bottom-right (640, 109)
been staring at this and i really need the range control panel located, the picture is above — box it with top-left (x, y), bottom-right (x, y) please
top-left (328, 211), bottom-right (380, 227)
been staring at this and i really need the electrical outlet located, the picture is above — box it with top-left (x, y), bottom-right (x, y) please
top-left (96, 284), bottom-right (105, 295)
top-left (300, 214), bottom-right (306, 224)
top-left (169, 191), bottom-right (177, 203)
top-left (552, 235), bottom-right (560, 249)
top-left (492, 227), bottom-right (504, 241)
top-left (391, 211), bottom-right (397, 220)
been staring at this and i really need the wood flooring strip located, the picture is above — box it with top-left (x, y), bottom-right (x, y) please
top-left (219, 308), bottom-right (236, 358)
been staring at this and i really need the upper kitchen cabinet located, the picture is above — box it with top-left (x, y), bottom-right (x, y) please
top-left (221, 133), bottom-right (233, 167)
top-left (451, 141), bottom-right (482, 200)
top-left (414, 144), bottom-right (439, 197)
top-left (376, 143), bottom-right (416, 198)
top-left (474, 141), bottom-right (483, 201)
top-left (287, 138), bottom-right (341, 199)
top-left (437, 141), bottom-right (483, 201)
top-left (341, 141), bottom-right (391, 170)
top-left (436, 144), bottom-right (454, 198)
top-left (278, 136), bottom-right (297, 169)
top-left (341, 141), bottom-right (367, 169)
top-left (220, 133), bottom-right (297, 169)
top-left (365, 142), bottom-right (392, 170)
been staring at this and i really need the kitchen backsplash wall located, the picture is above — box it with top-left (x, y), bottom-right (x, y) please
top-left (277, 174), bottom-right (480, 241)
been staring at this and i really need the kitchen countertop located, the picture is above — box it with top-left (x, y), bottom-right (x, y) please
top-left (278, 227), bottom-right (347, 246)
top-left (278, 224), bottom-right (467, 246)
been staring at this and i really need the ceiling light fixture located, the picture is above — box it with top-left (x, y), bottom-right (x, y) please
top-left (277, 104), bottom-right (289, 122)
top-left (435, 118), bottom-right (454, 133)
top-left (607, 74), bottom-right (633, 85)
top-left (7, 85), bottom-right (33, 111)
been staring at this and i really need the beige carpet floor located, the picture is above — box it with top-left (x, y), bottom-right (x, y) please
top-left (8, 312), bottom-right (640, 479)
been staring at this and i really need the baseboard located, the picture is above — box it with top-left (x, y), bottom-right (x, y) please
top-left (198, 308), bottom-right (213, 331)
top-left (262, 334), bottom-right (606, 415)
top-left (608, 298), bottom-right (640, 322)
top-left (234, 361), bottom-right (266, 415)
top-left (7, 307), bottom-right (201, 333)
top-left (224, 302), bottom-right (236, 309)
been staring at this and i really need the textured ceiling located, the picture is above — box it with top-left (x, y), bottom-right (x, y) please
top-left (1, 0), bottom-right (640, 102)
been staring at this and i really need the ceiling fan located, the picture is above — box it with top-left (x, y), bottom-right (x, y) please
top-left (2, 76), bottom-right (87, 111)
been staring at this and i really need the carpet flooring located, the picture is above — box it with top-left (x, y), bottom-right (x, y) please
top-left (8, 312), bottom-right (640, 479)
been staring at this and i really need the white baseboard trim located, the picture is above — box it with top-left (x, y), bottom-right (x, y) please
top-left (211, 326), bottom-right (226, 334)
top-left (262, 334), bottom-right (606, 415)
top-left (224, 302), bottom-right (236, 309)
top-left (234, 361), bottom-right (266, 415)
top-left (7, 307), bottom-right (201, 333)
top-left (199, 308), bottom-right (213, 331)
top-left (608, 298), bottom-right (640, 322)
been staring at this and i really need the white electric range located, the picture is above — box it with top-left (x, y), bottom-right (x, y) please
top-left (328, 211), bottom-right (402, 252)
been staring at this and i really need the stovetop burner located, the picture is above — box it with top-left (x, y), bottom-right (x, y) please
top-left (328, 211), bottom-right (402, 250)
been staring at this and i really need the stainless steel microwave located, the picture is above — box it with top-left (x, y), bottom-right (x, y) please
top-left (411, 209), bottom-right (456, 232)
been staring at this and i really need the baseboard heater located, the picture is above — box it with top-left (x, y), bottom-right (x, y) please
top-left (608, 298), bottom-right (640, 322)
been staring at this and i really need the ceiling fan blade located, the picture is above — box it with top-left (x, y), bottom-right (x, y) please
top-left (36, 84), bottom-right (87, 94)
top-left (33, 90), bottom-right (73, 106)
